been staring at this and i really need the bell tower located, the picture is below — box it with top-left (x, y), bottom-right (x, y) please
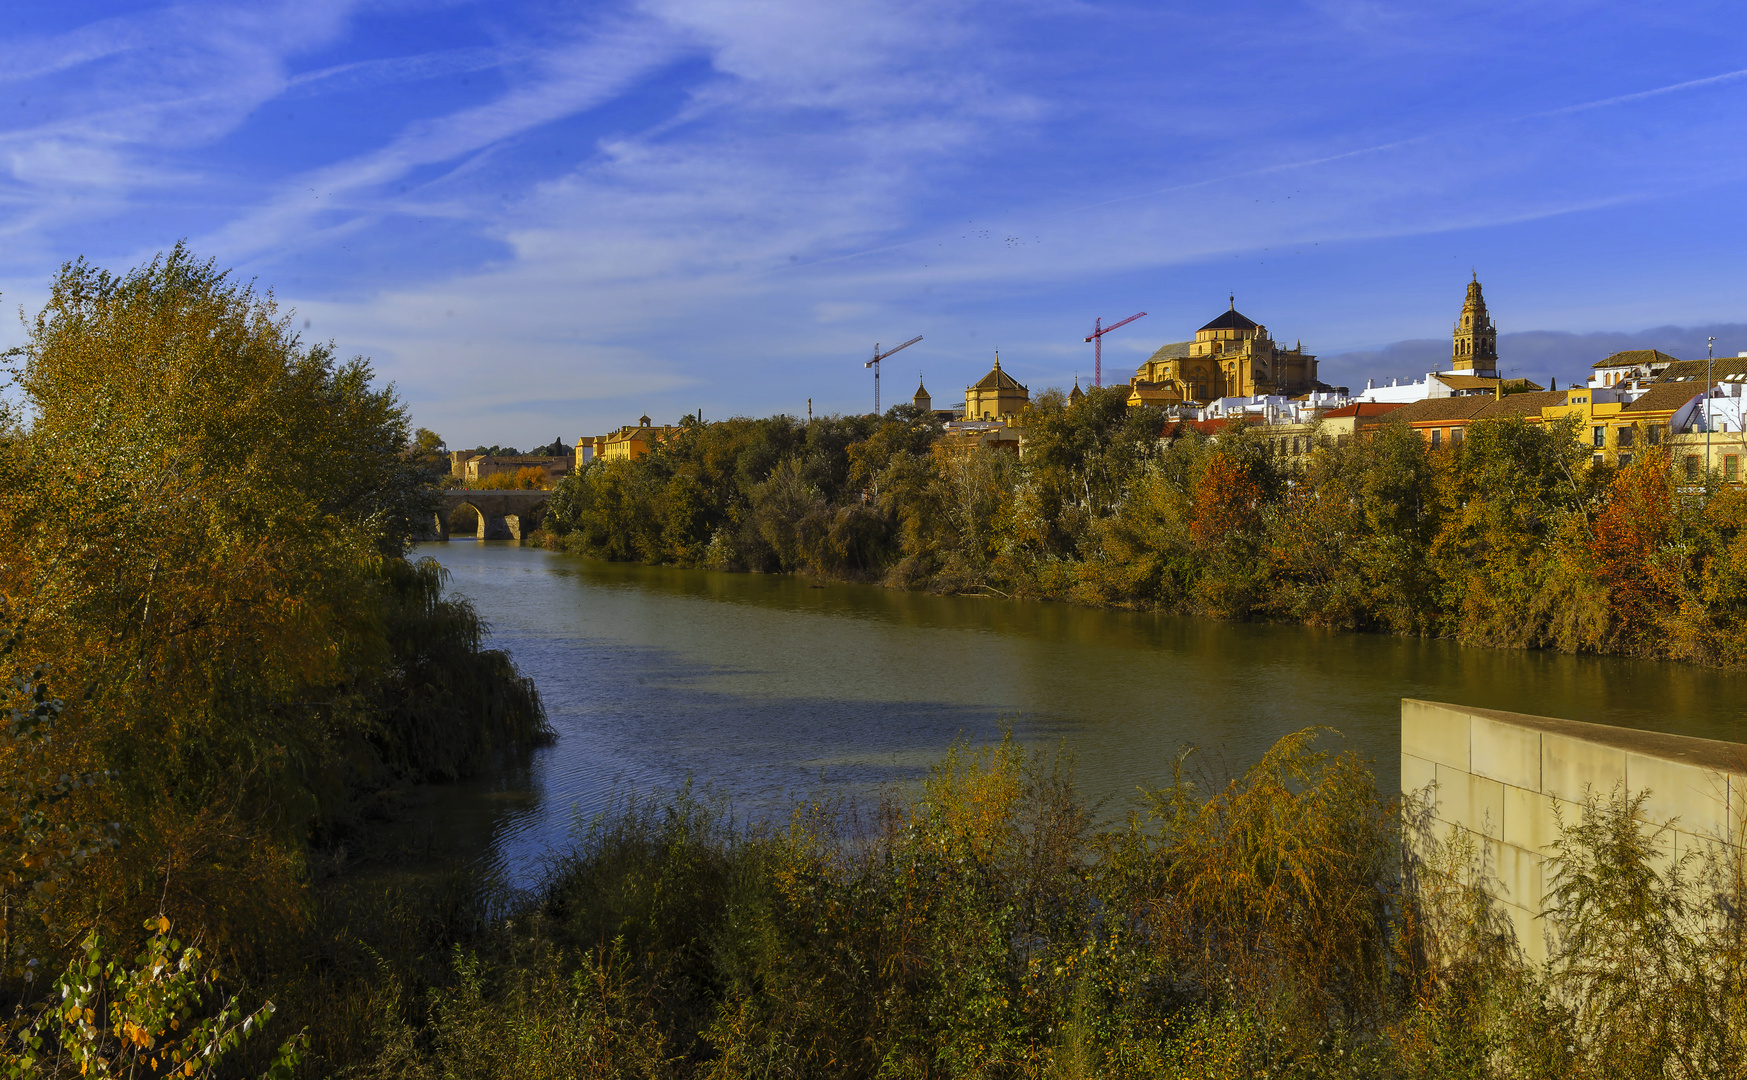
top-left (1451, 273), bottom-right (1499, 375)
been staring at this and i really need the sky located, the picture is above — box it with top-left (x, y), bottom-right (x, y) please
top-left (4, 1), bottom-right (1747, 448)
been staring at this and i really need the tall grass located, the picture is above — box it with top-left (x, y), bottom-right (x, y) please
top-left (260, 729), bottom-right (1746, 1078)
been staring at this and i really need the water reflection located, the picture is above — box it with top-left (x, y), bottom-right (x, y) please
top-left (417, 542), bottom-right (1747, 887)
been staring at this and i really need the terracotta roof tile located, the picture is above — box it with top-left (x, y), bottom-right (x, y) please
top-left (1433, 374), bottom-right (1501, 390)
top-left (1622, 383), bottom-right (1704, 414)
top-left (1472, 390), bottom-right (1567, 419)
top-left (1386, 397), bottom-right (1492, 424)
top-left (1593, 349), bottom-right (1681, 369)
top-left (1321, 402), bottom-right (1407, 419)
top-left (1655, 357), bottom-right (1747, 383)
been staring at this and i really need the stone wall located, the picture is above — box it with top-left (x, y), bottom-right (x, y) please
top-left (1402, 699), bottom-right (1746, 964)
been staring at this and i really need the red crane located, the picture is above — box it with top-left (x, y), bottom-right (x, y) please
top-left (1083, 311), bottom-right (1146, 388)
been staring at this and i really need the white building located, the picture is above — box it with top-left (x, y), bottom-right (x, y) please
top-left (1353, 371), bottom-right (1519, 404)
top-left (1197, 390), bottom-right (1349, 425)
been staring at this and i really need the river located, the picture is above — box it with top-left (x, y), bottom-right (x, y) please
top-left (414, 541), bottom-right (1747, 887)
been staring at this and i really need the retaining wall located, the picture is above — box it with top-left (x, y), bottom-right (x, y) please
top-left (1402, 699), bottom-right (1746, 964)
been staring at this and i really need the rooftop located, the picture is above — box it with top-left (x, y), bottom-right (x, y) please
top-left (1594, 349), bottom-right (1681, 370)
top-left (1144, 340), bottom-right (1193, 363)
top-left (1621, 382), bottom-right (1705, 414)
top-left (1388, 397), bottom-right (1492, 424)
top-left (1655, 356), bottom-right (1747, 383)
top-left (1321, 402), bottom-right (1408, 419)
top-left (1197, 306), bottom-right (1260, 333)
top-left (970, 356), bottom-right (1027, 391)
top-left (1472, 390), bottom-right (1567, 419)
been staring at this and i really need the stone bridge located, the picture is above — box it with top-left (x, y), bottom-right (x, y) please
top-left (422, 489), bottom-right (551, 541)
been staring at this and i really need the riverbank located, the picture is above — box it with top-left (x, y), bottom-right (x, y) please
top-left (536, 399), bottom-right (1747, 672)
top-left (253, 724), bottom-right (1747, 1079)
top-left (409, 541), bottom-right (1747, 893)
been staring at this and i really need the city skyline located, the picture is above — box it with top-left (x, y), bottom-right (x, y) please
top-left (4, 1), bottom-right (1747, 444)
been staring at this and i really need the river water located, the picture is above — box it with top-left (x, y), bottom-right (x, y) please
top-left (415, 541), bottom-right (1747, 887)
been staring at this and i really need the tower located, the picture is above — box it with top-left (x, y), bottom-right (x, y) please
top-left (1451, 274), bottom-right (1499, 375)
top-left (913, 376), bottom-right (932, 413)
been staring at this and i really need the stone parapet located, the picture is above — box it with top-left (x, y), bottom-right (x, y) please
top-left (1402, 699), bottom-right (1746, 964)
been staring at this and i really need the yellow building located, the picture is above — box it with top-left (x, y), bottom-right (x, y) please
top-left (1129, 300), bottom-right (1318, 404)
top-left (963, 354), bottom-right (1029, 420)
top-left (590, 415), bottom-right (681, 462)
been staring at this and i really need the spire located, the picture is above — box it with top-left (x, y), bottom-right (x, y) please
top-left (1452, 273), bottom-right (1498, 375)
top-left (1229, 294), bottom-right (1235, 310)
top-left (993, 349), bottom-right (1001, 369)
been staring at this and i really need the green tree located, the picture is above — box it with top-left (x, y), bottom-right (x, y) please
top-left (0, 244), bottom-right (542, 959)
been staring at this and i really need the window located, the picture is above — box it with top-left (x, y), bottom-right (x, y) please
top-left (1431, 429), bottom-right (1443, 449)
top-left (1291, 437), bottom-right (1301, 454)
top-left (1686, 455), bottom-right (1702, 481)
top-left (1728, 456), bottom-right (1740, 483)
top-left (1337, 433), bottom-right (1351, 448)
top-left (1592, 426), bottom-right (1605, 448)
top-left (1593, 454), bottom-right (1604, 467)
top-left (1648, 425), bottom-right (1663, 446)
top-left (1617, 427), bottom-right (1634, 447)
top-left (1618, 453), bottom-right (1633, 467)
top-left (1451, 428), bottom-right (1464, 446)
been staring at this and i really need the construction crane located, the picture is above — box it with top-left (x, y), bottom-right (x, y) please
top-left (1083, 312), bottom-right (1146, 388)
top-left (866, 335), bottom-right (922, 415)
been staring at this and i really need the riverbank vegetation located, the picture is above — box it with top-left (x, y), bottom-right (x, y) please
top-left (249, 731), bottom-right (1743, 1079)
top-left (540, 390), bottom-right (1747, 665)
top-left (0, 246), bottom-right (548, 1073)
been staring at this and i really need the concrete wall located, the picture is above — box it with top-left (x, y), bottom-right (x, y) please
top-left (1402, 699), bottom-right (1747, 964)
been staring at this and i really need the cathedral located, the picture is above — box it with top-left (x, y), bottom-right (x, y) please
top-left (1126, 299), bottom-right (1319, 405)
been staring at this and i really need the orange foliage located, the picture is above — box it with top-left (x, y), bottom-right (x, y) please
top-left (472, 466), bottom-right (550, 490)
top-left (1189, 454), bottom-right (1263, 549)
top-left (1589, 451), bottom-right (1678, 651)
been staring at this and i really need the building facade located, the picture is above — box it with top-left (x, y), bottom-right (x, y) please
top-left (963, 354), bottom-right (1030, 420)
top-left (1590, 349), bottom-right (1678, 390)
top-left (581, 415), bottom-right (685, 464)
top-left (450, 452), bottom-right (572, 484)
top-left (1128, 301), bottom-right (1318, 405)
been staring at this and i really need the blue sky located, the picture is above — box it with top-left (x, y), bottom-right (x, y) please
top-left (4, 0), bottom-right (1747, 447)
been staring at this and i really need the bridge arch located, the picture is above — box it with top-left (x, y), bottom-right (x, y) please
top-left (425, 489), bottom-right (551, 541)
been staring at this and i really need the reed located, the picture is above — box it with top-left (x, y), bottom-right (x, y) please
top-left (245, 730), bottom-right (1745, 1078)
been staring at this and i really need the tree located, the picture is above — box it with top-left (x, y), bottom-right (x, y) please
top-left (0, 243), bottom-right (498, 955)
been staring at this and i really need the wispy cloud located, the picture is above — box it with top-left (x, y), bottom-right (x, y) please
top-left (196, 15), bottom-right (688, 265)
top-left (5, 0), bottom-right (1747, 444)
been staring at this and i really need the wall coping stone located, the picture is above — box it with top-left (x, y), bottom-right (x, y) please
top-left (1404, 698), bottom-right (1747, 778)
